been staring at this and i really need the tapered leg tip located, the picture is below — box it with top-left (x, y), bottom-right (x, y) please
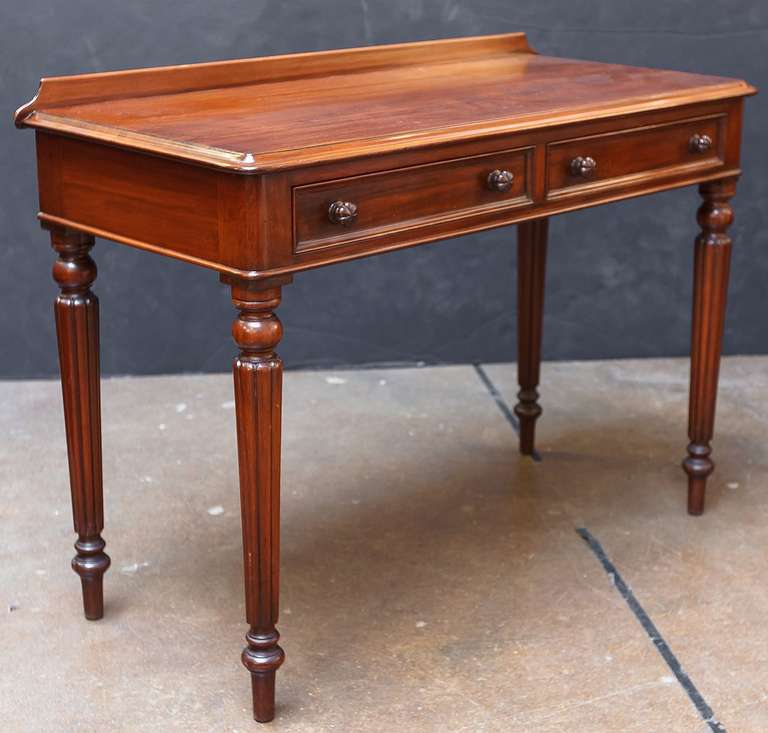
top-left (251, 671), bottom-right (277, 723)
top-left (81, 575), bottom-right (105, 620)
top-left (687, 479), bottom-right (706, 516)
top-left (519, 423), bottom-right (536, 456)
top-left (515, 399), bottom-right (541, 458)
top-left (687, 500), bottom-right (705, 516)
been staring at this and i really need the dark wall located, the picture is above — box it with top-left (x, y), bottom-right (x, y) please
top-left (2, 1), bottom-right (766, 377)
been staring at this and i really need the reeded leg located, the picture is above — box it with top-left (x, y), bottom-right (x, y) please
top-left (50, 228), bottom-right (110, 620)
top-left (225, 275), bottom-right (291, 722)
top-left (515, 218), bottom-right (548, 455)
top-left (684, 179), bottom-right (736, 515)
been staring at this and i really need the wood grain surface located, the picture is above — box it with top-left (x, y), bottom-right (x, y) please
top-left (15, 34), bottom-right (754, 172)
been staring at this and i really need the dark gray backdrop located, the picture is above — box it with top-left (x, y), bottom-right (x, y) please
top-left (2, 1), bottom-right (766, 377)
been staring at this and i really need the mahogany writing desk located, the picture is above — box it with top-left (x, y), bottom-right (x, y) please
top-left (15, 33), bottom-right (755, 723)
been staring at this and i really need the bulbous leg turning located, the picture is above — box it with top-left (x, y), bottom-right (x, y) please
top-left (73, 537), bottom-right (111, 620)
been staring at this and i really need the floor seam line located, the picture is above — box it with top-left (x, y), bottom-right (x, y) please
top-left (576, 527), bottom-right (726, 733)
top-left (473, 363), bottom-right (521, 435)
top-left (472, 363), bottom-right (542, 462)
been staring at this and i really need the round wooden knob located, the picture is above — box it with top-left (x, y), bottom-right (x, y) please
top-left (569, 156), bottom-right (597, 179)
top-left (328, 201), bottom-right (358, 225)
top-left (487, 169), bottom-right (515, 192)
top-left (689, 133), bottom-right (713, 154)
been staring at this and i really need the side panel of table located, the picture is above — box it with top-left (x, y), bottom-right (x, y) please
top-left (34, 131), bottom-right (264, 274)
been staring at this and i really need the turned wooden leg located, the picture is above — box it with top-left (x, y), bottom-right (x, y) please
top-left (225, 275), bottom-right (291, 722)
top-left (51, 228), bottom-right (110, 620)
top-left (684, 179), bottom-right (736, 515)
top-left (515, 218), bottom-right (548, 455)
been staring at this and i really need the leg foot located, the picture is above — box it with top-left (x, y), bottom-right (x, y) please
top-left (683, 180), bottom-right (735, 515)
top-left (73, 537), bottom-right (111, 619)
top-left (683, 442), bottom-right (713, 516)
top-left (515, 218), bottom-right (548, 455)
top-left (251, 673), bottom-right (277, 723)
top-left (517, 399), bottom-right (540, 456)
top-left (243, 630), bottom-right (285, 722)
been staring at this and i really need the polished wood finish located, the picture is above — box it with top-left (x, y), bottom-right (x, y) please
top-left (26, 98), bottom-right (747, 281)
top-left (14, 33), bottom-right (752, 173)
top-left (515, 218), bottom-right (548, 455)
top-left (16, 34), bottom-right (754, 724)
top-left (50, 228), bottom-right (110, 620)
top-left (684, 179), bottom-right (736, 515)
top-left (546, 114), bottom-right (723, 196)
top-left (293, 146), bottom-right (531, 253)
top-left (226, 276), bottom-right (291, 722)
top-left (34, 132), bottom-right (252, 274)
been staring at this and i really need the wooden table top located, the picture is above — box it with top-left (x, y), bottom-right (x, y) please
top-left (15, 33), bottom-right (754, 173)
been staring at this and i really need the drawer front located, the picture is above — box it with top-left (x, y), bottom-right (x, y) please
top-left (546, 115), bottom-right (724, 198)
top-left (294, 147), bottom-right (532, 253)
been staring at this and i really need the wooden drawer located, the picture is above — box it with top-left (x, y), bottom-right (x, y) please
top-left (546, 115), bottom-right (725, 198)
top-left (293, 147), bottom-right (532, 253)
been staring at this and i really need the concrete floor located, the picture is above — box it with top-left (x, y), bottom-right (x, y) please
top-left (1, 357), bottom-right (767, 733)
